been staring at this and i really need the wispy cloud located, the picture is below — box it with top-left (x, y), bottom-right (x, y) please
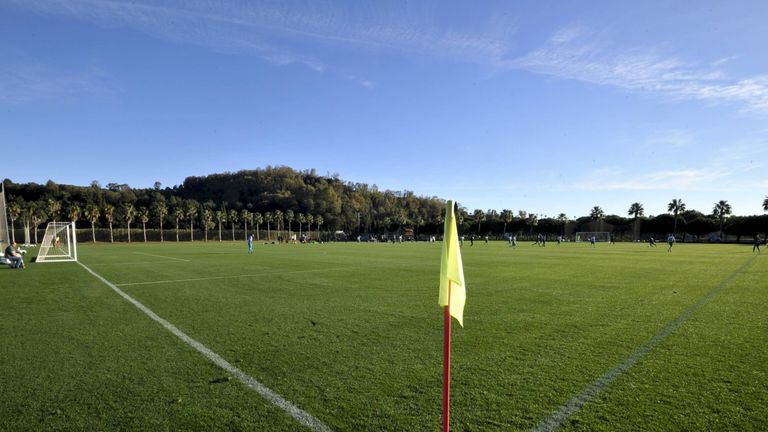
top-left (0, 61), bottom-right (109, 103)
top-left (507, 26), bottom-right (768, 114)
top-left (573, 167), bottom-right (730, 192)
top-left (6, 0), bottom-right (515, 86)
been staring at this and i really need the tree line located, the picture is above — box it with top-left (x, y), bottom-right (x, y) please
top-left (3, 167), bottom-right (767, 243)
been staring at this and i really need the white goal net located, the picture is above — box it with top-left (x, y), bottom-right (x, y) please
top-left (0, 183), bottom-right (8, 252)
top-left (575, 232), bottom-right (612, 242)
top-left (37, 222), bottom-right (78, 263)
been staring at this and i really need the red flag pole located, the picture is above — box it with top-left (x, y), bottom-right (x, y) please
top-left (442, 281), bottom-right (451, 432)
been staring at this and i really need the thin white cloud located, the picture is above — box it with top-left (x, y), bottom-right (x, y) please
top-left (0, 62), bottom-right (109, 103)
top-left (508, 26), bottom-right (768, 114)
top-left (5, 0), bottom-right (515, 86)
top-left (573, 167), bottom-right (730, 191)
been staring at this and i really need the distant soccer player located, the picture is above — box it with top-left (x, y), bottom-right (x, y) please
top-left (648, 236), bottom-right (657, 247)
top-left (470, 235), bottom-right (474, 246)
top-left (484, 235), bottom-right (489, 244)
top-left (590, 236), bottom-right (596, 248)
top-left (667, 234), bottom-right (675, 252)
top-left (510, 235), bottom-right (517, 248)
top-left (754, 235), bottom-right (762, 253)
top-left (247, 233), bottom-right (254, 254)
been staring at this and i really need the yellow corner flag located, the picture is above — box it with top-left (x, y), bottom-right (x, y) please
top-left (439, 200), bottom-right (466, 327)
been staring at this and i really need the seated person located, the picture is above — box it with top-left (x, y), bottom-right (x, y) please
top-left (4, 241), bottom-right (25, 269)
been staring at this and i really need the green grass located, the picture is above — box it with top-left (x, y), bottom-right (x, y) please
top-left (1, 240), bottom-right (765, 431)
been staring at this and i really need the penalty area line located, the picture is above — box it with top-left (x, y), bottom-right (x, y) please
top-left (132, 252), bottom-right (191, 262)
top-left (77, 262), bottom-right (334, 432)
top-left (531, 254), bottom-right (758, 432)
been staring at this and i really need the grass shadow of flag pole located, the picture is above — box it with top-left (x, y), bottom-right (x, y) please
top-left (439, 200), bottom-right (466, 432)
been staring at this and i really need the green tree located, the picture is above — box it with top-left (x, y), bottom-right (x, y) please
top-left (315, 215), bottom-right (324, 240)
top-left (84, 203), bottom-right (100, 243)
top-left (31, 202), bottom-right (46, 244)
top-left (104, 204), bottom-right (115, 243)
top-left (7, 200), bottom-right (21, 243)
top-left (285, 209), bottom-right (294, 240)
top-left (240, 209), bottom-right (251, 237)
top-left (47, 199), bottom-right (61, 224)
top-left (264, 212), bottom-right (273, 241)
top-left (138, 207), bottom-right (150, 242)
top-left (253, 212), bottom-right (263, 240)
top-left (297, 213), bottom-right (305, 237)
top-left (273, 210), bottom-right (283, 241)
top-left (68, 204), bottom-right (81, 227)
top-left (215, 210), bottom-right (226, 242)
top-left (500, 209), bottom-right (514, 235)
top-left (628, 203), bottom-right (644, 240)
top-left (201, 206), bottom-right (213, 241)
top-left (557, 213), bottom-right (568, 236)
top-left (763, 196), bottom-right (768, 212)
top-left (152, 199), bottom-right (168, 242)
top-left (590, 206), bottom-right (605, 231)
top-left (473, 209), bottom-right (485, 234)
top-left (186, 200), bottom-right (198, 241)
top-left (667, 198), bottom-right (685, 236)
top-left (305, 214), bottom-right (314, 240)
top-left (124, 203), bottom-right (136, 243)
top-left (228, 209), bottom-right (238, 241)
top-left (712, 200), bottom-right (732, 240)
top-left (173, 206), bottom-right (184, 242)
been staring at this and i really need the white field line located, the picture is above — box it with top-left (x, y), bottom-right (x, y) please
top-left (77, 262), bottom-right (334, 432)
top-left (116, 267), bottom-right (347, 287)
top-left (88, 261), bottom-right (182, 267)
top-left (132, 252), bottom-right (190, 262)
top-left (531, 255), bottom-right (758, 432)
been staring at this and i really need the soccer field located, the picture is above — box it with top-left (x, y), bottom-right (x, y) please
top-left (1, 241), bottom-right (765, 431)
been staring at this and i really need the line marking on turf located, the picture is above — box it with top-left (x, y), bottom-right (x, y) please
top-left (115, 267), bottom-right (347, 287)
top-left (77, 262), bottom-right (334, 432)
top-left (132, 252), bottom-right (191, 262)
top-left (531, 254), bottom-right (758, 432)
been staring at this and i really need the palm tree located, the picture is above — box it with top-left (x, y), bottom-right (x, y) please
top-left (273, 210), bottom-right (283, 241)
top-left (667, 198), bottom-right (686, 237)
top-left (47, 199), bottom-right (61, 224)
top-left (500, 209), bottom-right (514, 235)
top-left (557, 213), bottom-right (568, 236)
top-left (315, 215), bottom-right (324, 241)
top-left (84, 203), bottom-right (100, 243)
top-left (138, 207), bottom-right (150, 242)
top-left (186, 201), bottom-right (198, 242)
top-left (473, 209), bottom-right (485, 234)
top-left (264, 212), bottom-right (273, 241)
top-left (229, 209), bottom-right (238, 241)
top-left (628, 203), bottom-right (644, 241)
top-left (104, 204), bottom-right (115, 243)
top-left (240, 209), bottom-right (251, 238)
top-left (712, 200), bottom-right (732, 241)
top-left (7, 201), bottom-right (21, 243)
top-left (590, 206), bottom-right (605, 231)
top-left (763, 196), bottom-right (768, 212)
top-left (124, 203), bottom-right (136, 243)
top-left (285, 210), bottom-right (294, 240)
top-left (253, 212), bottom-right (263, 240)
top-left (30, 202), bottom-right (46, 244)
top-left (152, 200), bottom-right (168, 242)
top-left (297, 213), bottom-right (305, 238)
top-left (215, 210), bottom-right (226, 241)
top-left (201, 207), bottom-right (213, 241)
top-left (305, 214), bottom-right (314, 240)
top-left (173, 207), bottom-right (184, 242)
top-left (526, 213), bottom-right (539, 235)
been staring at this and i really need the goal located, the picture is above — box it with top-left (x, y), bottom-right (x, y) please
top-left (575, 232), bottom-right (612, 242)
top-left (37, 222), bottom-right (78, 263)
top-left (0, 183), bottom-right (8, 252)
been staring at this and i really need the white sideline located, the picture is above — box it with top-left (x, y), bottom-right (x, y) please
top-left (78, 262), bottom-right (334, 432)
top-left (531, 255), bottom-right (757, 432)
top-left (116, 267), bottom-right (346, 287)
top-left (132, 252), bottom-right (191, 262)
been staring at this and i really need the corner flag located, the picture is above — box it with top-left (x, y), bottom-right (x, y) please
top-left (439, 200), bottom-right (466, 326)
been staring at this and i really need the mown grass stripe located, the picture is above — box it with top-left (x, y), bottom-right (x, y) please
top-left (531, 254), bottom-right (758, 432)
top-left (78, 262), bottom-right (334, 432)
top-left (115, 267), bottom-right (349, 287)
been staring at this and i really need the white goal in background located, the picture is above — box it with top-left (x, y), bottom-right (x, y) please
top-left (37, 222), bottom-right (78, 263)
top-left (575, 232), bottom-right (612, 242)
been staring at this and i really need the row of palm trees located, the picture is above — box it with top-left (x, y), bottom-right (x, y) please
top-left (6, 198), bottom-right (326, 244)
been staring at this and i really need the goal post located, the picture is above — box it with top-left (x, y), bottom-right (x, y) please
top-left (0, 183), bottom-right (9, 252)
top-left (37, 222), bottom-right (78, 263)
top-left (575, 232), bottom-right (612, 242)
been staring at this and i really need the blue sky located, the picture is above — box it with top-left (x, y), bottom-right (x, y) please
top-left (2, 0), bottom-right (767, 217)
